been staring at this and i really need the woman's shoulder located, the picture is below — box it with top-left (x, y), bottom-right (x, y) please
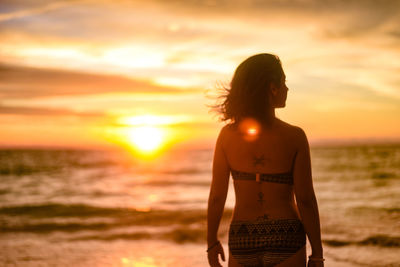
top-left (219, 120), bottom-right (308, 143)
top-left (220, 120), bottom-right (306, 135)
top-left (276, 119), bottom-right (308, 143)
top-left (220, 122), bottom-right (237, 133)
top-left (216, 123), bottom-right (238, 144)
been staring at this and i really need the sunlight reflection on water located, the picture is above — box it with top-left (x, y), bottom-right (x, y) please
top-left (121, 256), bottom-right (157, 267)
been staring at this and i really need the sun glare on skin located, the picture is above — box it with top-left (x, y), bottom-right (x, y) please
top-left (247, 127), bottom-right (258, 135)
top-left (239, 118), bottom-right (261, 142)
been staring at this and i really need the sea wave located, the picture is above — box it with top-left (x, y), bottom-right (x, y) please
top-left (0, 164), bottom-right (62, 175)
top-left (1, 203), bottom-right (399, 247)
top-left (0, 149), bottom-right (122, 176)
top-left (372, 172), bottom-right (397, 179)
top-left (0, 202), bottom-right (232, 228)
top-left (144, 180), bottom-right (210, 187)
top-left (70, 227), bottom-right (206, 243)
top-left (0, 203), bottom-right (130, 218)
top-left (0, 203), bottom-right (213, 221)
top-left (350, 206), bottom-right (400, 216)
top-left (1, 221), bottom-right (117, 233)
top-left (0, 202), bottom-right (235, 245)
top-left (160, 168), bottom-right (209, 175)
top-left (324, 235), bottom-right (400, 248)
top-left (1, 217), bottom-right (208, 243)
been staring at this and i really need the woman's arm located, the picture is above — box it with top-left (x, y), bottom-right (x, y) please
top-left (207, 127), bottom-right (230, 247)
top-left (293, 127), bottom-right (323, 258)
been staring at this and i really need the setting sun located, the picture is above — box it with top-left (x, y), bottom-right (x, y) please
top-left (128, 126), bottom-right (164, 153)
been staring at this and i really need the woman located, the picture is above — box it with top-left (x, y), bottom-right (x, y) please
top-left (206, 53), bottom-right (324, 267)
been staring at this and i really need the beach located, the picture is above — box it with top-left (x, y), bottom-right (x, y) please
top-left (0, 143), bottom-right (399, 266)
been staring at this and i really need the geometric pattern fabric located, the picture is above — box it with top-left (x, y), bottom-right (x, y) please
top-left (229, 217), bottom-right (306, 266)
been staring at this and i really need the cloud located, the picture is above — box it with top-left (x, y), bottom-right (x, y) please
top-left (0, 104), bottom-right (104, 117)
top-left (0, 0), bottom-right (398, 145)
top-left (0, 1), bottom-right (78, 22)
top-left (0, 63), bottom-right (195, 99)
top-left (2, 0), bottom-right (398, 42)
top-left (1, 0), bottom-right (398, 104)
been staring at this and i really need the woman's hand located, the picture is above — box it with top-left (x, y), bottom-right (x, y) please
top-left (207, 242), bottom-right (225, 267)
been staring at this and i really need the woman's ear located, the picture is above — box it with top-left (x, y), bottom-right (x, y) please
top-left (270, 82), bottom-right (278, 96)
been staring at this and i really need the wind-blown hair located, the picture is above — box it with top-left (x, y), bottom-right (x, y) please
top-left (213, 53), bottom-right (284, 126)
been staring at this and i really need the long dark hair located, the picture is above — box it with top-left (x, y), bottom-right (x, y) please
top-left (212, 53), bottom-right (284, 126)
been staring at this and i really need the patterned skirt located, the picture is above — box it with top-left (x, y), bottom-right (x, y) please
top-left (228, 217), bottom-right (306, 267)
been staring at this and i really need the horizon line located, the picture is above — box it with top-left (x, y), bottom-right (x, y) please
top-left (1, 137), bottom-right (399, 151)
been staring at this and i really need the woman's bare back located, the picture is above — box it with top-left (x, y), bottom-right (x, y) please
top-left (207, 54), bottom-right (323, 267)
top-left (221, 119), bottom-right (302, 221)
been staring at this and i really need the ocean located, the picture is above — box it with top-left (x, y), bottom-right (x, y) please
top-left (0, 144), bottom-right (399, 266)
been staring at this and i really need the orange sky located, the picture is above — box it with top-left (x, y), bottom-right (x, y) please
top-left (1, 0), bottom-right (399, 150)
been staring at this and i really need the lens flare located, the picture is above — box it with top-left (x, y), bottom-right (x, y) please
top-left (247, 127), bottom-right (258, 135)
top-left (239, 118), bottom-right (261, 141)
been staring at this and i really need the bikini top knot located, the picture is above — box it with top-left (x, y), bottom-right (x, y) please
top-left (231, 169), bottom-right (293, 184)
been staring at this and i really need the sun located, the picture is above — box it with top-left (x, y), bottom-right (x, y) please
top-left (109, 114), bottom-right (189, 156)
top-left (128, 126), bottom-right (164, 153)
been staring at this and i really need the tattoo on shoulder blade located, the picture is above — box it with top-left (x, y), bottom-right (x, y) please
top-left (253, 155), bottom-right (265, 167)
